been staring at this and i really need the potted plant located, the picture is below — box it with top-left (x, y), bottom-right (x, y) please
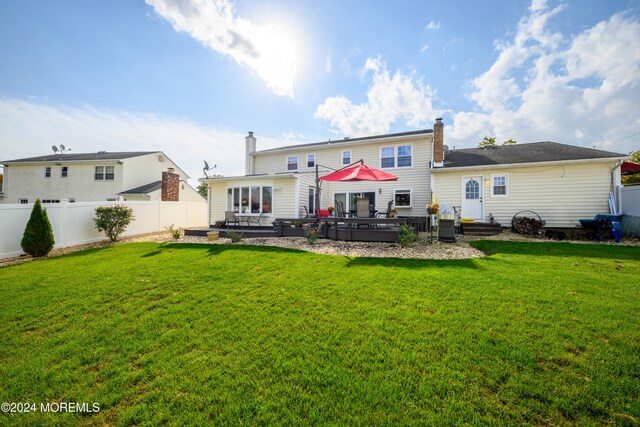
top-left (426, 193), bottom-right (439, 215)
top-left (389, 208), bottom-right (398, 218)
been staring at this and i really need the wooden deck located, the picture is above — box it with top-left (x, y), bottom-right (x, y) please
top-left (186, 216), bottom-right (427, 243)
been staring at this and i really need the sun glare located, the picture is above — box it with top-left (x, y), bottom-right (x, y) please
top-left (251, 25), bottom-right (297, 97)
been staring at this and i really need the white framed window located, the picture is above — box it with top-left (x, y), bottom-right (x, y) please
top-left (227, 186), bottom-right (273, 214)
top-left (394, 189), bottom-right (412, 208)
top-left (44, 167), bottom-right (51, 178)
top-left (42, 199), bottom-right (60, 204)
top-left (105, 197), bottom-right (119, 201)
top-left (19, 198), bottom-right (29, 204)
top-left (380, 145), bottom-right (413, 169)
top-left (286, 156), bottom-right (298, 171)
top-left (307, 153), bottom-right (315, 168)
top-left (308, 187), bottom-right (316, 214)
top-left (95, 165), bottom-right (115, 181)
top-left (61, 166), bottom-right (68, 178)
top-left (381, 147), bottom-right (395, 168)
top-left (342, 150), bottom-right (352, 165)
top-left (491, 174), bottom-right (509, 197)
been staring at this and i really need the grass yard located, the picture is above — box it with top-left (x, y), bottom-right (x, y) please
top-left (0, 241), bottom-right (639, 426)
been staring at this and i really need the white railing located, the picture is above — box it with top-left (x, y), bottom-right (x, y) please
top-left (621, 185), bottom-right (640, 216)
top-left (0, 200), bottom-right (207, 259)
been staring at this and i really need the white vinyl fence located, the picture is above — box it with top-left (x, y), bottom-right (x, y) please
top-left (621, 185), bottom-right (640, 216)
top-left (0, 200), bottom-right (207, 259)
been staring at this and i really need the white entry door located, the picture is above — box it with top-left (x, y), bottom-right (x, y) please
top-left (462, 176), bottom-right (483, 220)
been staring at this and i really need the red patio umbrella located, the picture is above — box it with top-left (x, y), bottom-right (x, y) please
top-left (318, 163), bottom-right (399, 182)
top-left (312, 160), bottom-right (398, 218)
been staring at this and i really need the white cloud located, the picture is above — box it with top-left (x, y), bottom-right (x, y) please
top-left (447, 2), bottom-right (640, 153)
top-left (420, 44), bottom-right (429, 53)
top-left (0, 97), bottom-right (287, 183)
top-left (315, 57), bottom-right (440, 136)
top-left (425, 20), bottom-right (440, 31)
top-left (145, 0), bottom-right (297, 97)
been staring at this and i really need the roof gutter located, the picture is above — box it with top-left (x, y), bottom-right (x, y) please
top-left (432, 156), bottom-right (628, 172)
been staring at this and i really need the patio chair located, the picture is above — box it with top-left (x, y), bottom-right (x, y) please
top-left (245, 211), bottom-right (263, 227)
top-left (225, 211), bottom-right (240, 228)
top-left (376, 200), bottom-right (394, 218)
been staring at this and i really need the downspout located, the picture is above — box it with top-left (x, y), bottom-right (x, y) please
top-left (611, 161), bottom-right (623, 214)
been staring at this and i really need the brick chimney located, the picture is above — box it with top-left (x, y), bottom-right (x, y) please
top-left (161, 168), bottom-right (179, 201)
top-left (245, 131), bottom-right (256, 175)
top-left (433, 118), bottom-right (444, 167)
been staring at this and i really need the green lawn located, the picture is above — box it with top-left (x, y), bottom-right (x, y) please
top-left (0, 241), bottom-right (639, 426)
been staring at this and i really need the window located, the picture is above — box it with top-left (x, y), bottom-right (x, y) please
top-left (307, 154), bottom-right (315, 168)
top-left (69, 198), bottom-right (75, 203)
top-left (42, 199), bottom-right (60, 204)
top-left (286, 156), bottom-right (299, 171)
top-left (380, 145), bottom-right (413, 168)
top-left (95, 165), bottom-right (115, 181)
top-left (19, 198), bottom-right (28, 204)
top-left (44, 167), bottom-right (51, 178)
top-left (394, 189), bottom-right (412, 207)
top-left (465, 180), bottom-right (480, 199)
top-left (397, 145), bottom-right (412, 167)
top-left (227, 186), bottom-right (273, 214)
top-left (381, 147), bottom-right (395, 168)
top-left (308, 187), bottom-right (316, 213)
top-left (342, 150), bottom-right (351, 165)
top-left (491, 174), bottom-right (508, 197)
top-left (61, 166), bottom-right (68, 178)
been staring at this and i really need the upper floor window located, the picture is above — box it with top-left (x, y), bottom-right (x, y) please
top-left (491, 174), bottom-right (509, 197)
top-left (61, 166), bottom-right (68, 178)
top-left (19, 198), bottom-right (29, 204)
top-left (44, 167), bottom-right (51, 178)
top-left (380, 145), bottom-right (413, 168)
top-left (381, 145), bottom-right (412, 169)
top-left (342, 150), bottom-right (352, 165)
top-left (95, 165), bottom-right (115, 181)
top-left (307, 154), bottom-right (315, 168)
top-left (287, 156), bottom-right (298, 171)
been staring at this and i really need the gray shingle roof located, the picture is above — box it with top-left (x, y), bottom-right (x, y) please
top-left (440, 141), bottom-right (625, 168)
top-left (257, 129), bottom-right (433, 153)
top-left (118, 181), bottom-right (162, 195)
top-left (1, 151), bottom-right (158, 164)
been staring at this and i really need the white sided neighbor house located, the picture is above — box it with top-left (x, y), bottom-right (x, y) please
top-left (202, 119), bottom-right (627, 229)
top-left (0, 151), bottom-right (204, 205)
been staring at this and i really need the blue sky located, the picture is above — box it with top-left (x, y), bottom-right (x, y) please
top-left (1, 0), bottom-right (639, 182)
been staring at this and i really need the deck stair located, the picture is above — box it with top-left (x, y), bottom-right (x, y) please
top-left (460, 222), bottom-right (503, 236)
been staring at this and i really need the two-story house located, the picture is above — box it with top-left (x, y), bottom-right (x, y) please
top-left (203, 117), bottom-right (627, 229)
top-left (203, 120), bottom-right (443, 225)
top-left (0, 151), bottom-right (204, 204)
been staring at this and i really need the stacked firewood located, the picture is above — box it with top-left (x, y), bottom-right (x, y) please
top-left (512, 216), bottom-right (544, 235)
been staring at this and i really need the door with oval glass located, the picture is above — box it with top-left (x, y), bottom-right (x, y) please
top-left (462, 176), bottom-right (483, 220)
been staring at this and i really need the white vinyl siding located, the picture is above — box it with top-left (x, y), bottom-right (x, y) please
top-left (433, 162), bottom-right (617, 227)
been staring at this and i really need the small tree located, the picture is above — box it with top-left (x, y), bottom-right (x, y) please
top-left (502, 139), bottom-right (517, 145)
top-left (196, 183), bottom-right (208, 198)
top-left (21, 198), bottom-right (55, 257)
top-left (478, 136), bottom-right (496, 148)
top-left (94, 205), bottom-right (134, 242)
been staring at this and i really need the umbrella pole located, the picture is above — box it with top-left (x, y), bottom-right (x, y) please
top-left (315, 164), bottom-right (321, 224)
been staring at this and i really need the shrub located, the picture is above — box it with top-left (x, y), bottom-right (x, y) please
top-left (303, 223), bottom-right (322, 244)
top-left (226, 231), bottom-right (243, 243)
top-left (94, 205), bottom-right (135, 242)
top-left (397, 224), bottom-right (417, 247)
top-left (21, 199), bottom-right (55, 257)
top-left (166, 224), bottom-right (182, 239)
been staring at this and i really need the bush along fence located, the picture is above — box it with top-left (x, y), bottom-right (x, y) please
top-left (0, 200), bottom-right (207, 259)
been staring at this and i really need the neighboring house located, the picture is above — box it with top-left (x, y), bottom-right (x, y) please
top-left (202, 121), bottom-right (442, 225)
top-left (0, 151), bottom-right (204, 204)
top-left (432, 142), bottom-right (626, 227)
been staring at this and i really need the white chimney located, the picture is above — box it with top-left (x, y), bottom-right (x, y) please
top-left (245, 131), bottom-right (256, 175)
